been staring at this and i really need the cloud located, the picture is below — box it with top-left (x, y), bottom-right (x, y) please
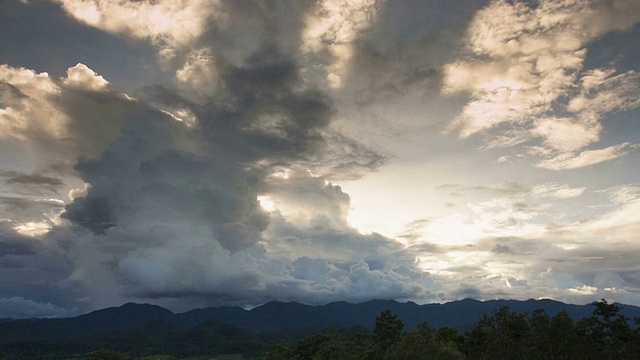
top-left (22, 0), bottom-right (400, 311)
top-left (603, 185), bottom-right (640, 204)
top-left (0, 64), bottom-right (67, 142)
top-left (56, 0), bottom-right (221, 51)
top-left (0, 196), bottom-right (65, 237)
top-left (0, 297), bottom-right (74, 318)
top-left (2, 0), bottom-right (639, 316)
top-left (532, 117), bottom-right (601, 153)
top-left (437, 181), bottom-right (586, 200)
top-left (0, 63), bottom-right (139, 166)
top-left (0, 170), bottom-right (65, 196)
top-left (62, 63), bottom-right (108, 90)
top-left (175, 48), bottom-right (218, 96)
top-left (301, 0), bottom-right (382, 88)
top-left (442, 0), bottom-right (640, 166)
top-left (530, 183), bottom-right (586, 199)
top-left (535, 143), bottom-right (636, 170)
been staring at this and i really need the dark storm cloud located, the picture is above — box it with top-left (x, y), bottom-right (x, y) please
top-left (5, 173), bottom-right (63, 187)
top-left (341, 0), bottom-right (483, 105)
top-left (63, 104), bottom-right (269, 252)
top-left (201, 56), bottom-right (335, 163)
top-left (0, 226), bottom-right (37, 257)
top-left (54, 88), bottom-right (146, 161)
top-left (0, 170), bottom-right (64, 195)
top-left (44, 0), bottom-right (405, 312)
top-left (0, 222), bottom-right (80, 318)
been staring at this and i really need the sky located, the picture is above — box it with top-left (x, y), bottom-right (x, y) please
top-left (0, 0), bottom-right (639, 319)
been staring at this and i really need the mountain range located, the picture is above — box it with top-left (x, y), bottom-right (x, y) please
top-left (2, 298), bottom-right (640, 344)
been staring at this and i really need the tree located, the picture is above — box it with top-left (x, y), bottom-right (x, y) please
top-left (575, 299), bottom-right (634, 359)
top-left (262, 341), bottom-right (293, 360)
top-left (463, 306), bottom-right (529, 360)
top-left (548, 310), bottom-right (577, 359)
top-left (528, 308), bottom-right (552, 359)
top-left (387, 321), bottom-right (464, 360)
top-left (370, 309), bottom-right (404, 359)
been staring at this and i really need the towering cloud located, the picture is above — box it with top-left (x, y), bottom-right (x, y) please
top-left (1, 0), bottom-right (439, 315)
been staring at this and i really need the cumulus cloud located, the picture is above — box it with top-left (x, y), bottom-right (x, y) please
top-left (0, 63), bottom-right (138, 164)
top-left (62, 63), bottom-right (108, 90)
top-left (0, 65), bottom-right (67, 142)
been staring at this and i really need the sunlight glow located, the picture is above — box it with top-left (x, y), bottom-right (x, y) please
top-left (13, 221), bottom-right (51, 237)
top-left (258, 196), bottom-right (277, 212)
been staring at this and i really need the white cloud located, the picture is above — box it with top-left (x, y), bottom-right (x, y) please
top-left (442, 0), bottom-right (640, 166)
top-left (567, 285), bottom-right (598, 295)
top-left (0, 64), bottom-right (68, 141)
top-left (0, 63), bottom-right (114, 144)
top-left (56, 0), bottom-right (220, 50)
top-left (603, 185), bottom-right (640, 204)
top-left (567, 68), bottom-right (640, 121)
top-left (532, 117), bottom-right (601, 152)
top-left (62, 63), bottom-right (108, 90)
top-left (536, 143), bottom-right (636, 170)
top-left (582, 197), bottom-right (640, 242)
top-left (13, 221), bottom-right (52, 237)
top-left (531, 183), bottom-right (586, 199)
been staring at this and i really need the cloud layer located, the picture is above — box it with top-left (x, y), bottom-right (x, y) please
top-left (0, 0), bottom-right (639, 317)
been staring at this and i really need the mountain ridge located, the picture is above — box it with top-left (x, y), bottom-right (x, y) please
top-left (1, 298), bottom-right (639, 343)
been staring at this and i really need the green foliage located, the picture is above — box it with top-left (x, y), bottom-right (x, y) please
top-left (262, 341), bottom-right (293, 360)
top-left (291, 326), bottom-right (368, 360)
top-left (385, 321), bottom-right (464, 360)
top-left (457, 299), bottom-right (640, 360)
top-left (88, 349), bottom-right (126, 360)
top-left (463, 306), bottom-right (530, 359)
top-left (370, 309), bottom-right (404, 359)
top-left (575, 299), bottom-right (635, 360)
